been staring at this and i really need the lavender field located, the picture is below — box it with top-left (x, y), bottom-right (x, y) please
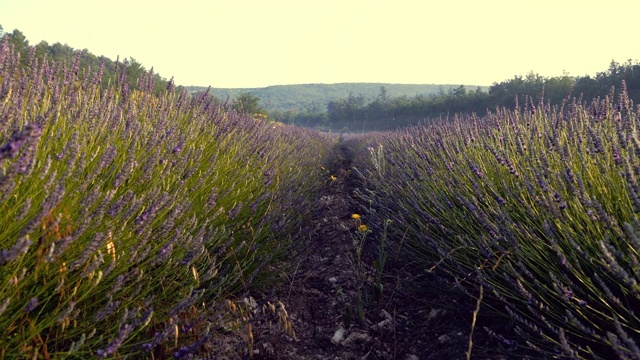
top-left (2, 35), bottom-right (640, 359)
top-left (0, 38), bottom-right (335, 358)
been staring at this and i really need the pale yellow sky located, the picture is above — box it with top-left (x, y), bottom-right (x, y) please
top-left (2, 0), bottom-right (639, 88)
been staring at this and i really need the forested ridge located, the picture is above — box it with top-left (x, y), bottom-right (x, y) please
top-left (185, 83), bottom-right (488, 113)
top-left (194, 61), bottom-right (640, 132)
top-left (273, 62), bottom-right (640, 131)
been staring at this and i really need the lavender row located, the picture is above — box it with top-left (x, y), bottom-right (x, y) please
top-left (351, 87), bottom-right (640, 359)
top-left (0, 36), bottom-right (334, 358)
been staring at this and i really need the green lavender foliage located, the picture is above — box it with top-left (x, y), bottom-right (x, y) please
top-left (352, 88), bottom-right (640, 359)
top-left (0, 37), bottom-right (334, 358)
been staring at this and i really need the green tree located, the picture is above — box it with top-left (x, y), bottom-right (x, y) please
top-left (8, 29), bottom-right (29, 55)
top-left (49, 42), bottom-right (74, 59)
top-left (34, 40), bottom-right (50, 59)
top-left (377, 86), bottom-right (389, 102)
top-left (233, 91), bottom-right (264, 115)
top-left (123, 57), bottom-right (146, 88)
top-left (453, 85), bottom-right (467, 97)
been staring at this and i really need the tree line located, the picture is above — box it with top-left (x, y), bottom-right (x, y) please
top-left (188, 83), bottom-right (478, 115)
top-left (274, 60), bottom-right (640, 131)
top-left (1, 25), bottom-right (171, 95)
top-left (3, 24), bottom-right (638, 131)
top-left (1, 25), bottom-right (281, 120)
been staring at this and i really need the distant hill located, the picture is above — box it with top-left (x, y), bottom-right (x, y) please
top-left (186, 83), bottom-right (489, 113)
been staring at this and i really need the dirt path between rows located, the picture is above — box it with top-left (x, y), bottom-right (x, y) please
top-left (208, 141), bottom-right (519, 360)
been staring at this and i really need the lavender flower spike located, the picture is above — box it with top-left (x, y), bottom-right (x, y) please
top-left (96, 323), bottom-right (133, 358)
top-left (0, 236), bottom-right (33, 265)
top-left (0, 123), bottom-right (43, 163)
top-left (23, 297), bottom-right (39, 313)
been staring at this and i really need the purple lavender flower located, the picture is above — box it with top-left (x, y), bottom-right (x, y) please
top-left (228, 202), bottom-right (243, 220)
top-left (151, 236), bottom-right (176, 266)
top-left (82, 250), bottom-right (104, 278)
top-left (0, 140), bottom-right (23, 161)
top-left (173, 347), bottom-right (190, 358)
top-left (56, 301), bottom-right (76, 323)
top-left (0, 236), bottom-right (33, 265)
top-left (0, 122), bottom-right (43, 162)
top-left (71, 232), bottom-right (106, 271)
top-left (166, 76), bottom-right (175, 93)
top-left (23, 297), bottom-right (39, 313)
top-left (108, 274), bottom-right (126, 296)
top-left (207, 188), bottom-right (218, 210)
top-left (92, 59), bottom-right (105, 85)
top-left (97, 145), bottom-right (117, 172)
top-left (468, 162), bottom-right (483, 178)
top-left (96, 324), bottom-right (133, 358)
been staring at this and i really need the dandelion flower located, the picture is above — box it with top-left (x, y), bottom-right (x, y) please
top-left (330, 175), bottom-right (337, 181)
top-left (358, 224), bottom-right (368, 232)
top-left (351, 214), bottom-right (361, 219)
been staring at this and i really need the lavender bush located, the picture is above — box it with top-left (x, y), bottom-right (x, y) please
top-left (352, 88), bottom-right (640, 358)
top-left (0, 36), bottom-right (334, 358)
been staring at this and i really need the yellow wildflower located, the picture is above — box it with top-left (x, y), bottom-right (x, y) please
top-left (351, 214), bottom-right (361, 219)
top-left (358, 224), bottom-right (368, 232)
top-left (330, 175), bottom-right (337, 181)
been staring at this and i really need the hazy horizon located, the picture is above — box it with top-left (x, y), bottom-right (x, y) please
top-left (186, 81), bottom-right (491, 90)
top-left (2, 0), bottom-right (639, 88)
